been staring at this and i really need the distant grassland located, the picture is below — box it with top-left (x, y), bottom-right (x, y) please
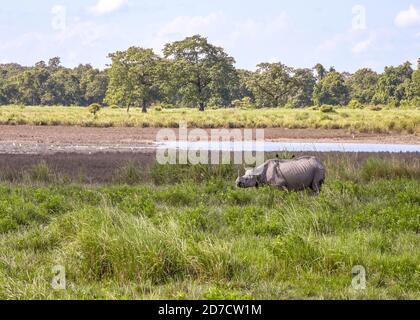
top-left (0, 155), bottom-right (419, 299)
top-left (0, 105), bottom-right (419, 134)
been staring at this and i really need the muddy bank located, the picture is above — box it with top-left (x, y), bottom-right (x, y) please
top-left (0, 151), bottom-right (417, 184)
top-left (0, 125), bottom-right (418, 155)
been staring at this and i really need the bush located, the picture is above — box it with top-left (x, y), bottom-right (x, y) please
top-left (347, 99), bottom-right (364, 109)
top-left (230, 97), bottom-right (254, 109)
top-left (368, 105), bottom-right (382, 111)
top-left (319, 105), bottom-right (336, 113)
top-left (284, 102), bottom-right (299, 109)
top-left (160, 103), bottom-right (178, 109)
top-left (386, 98), bottom-right (398, 109)
top-left (88, 103), bottom-right (102, 118)
top-left (411, 96), bottom-right (420, 108)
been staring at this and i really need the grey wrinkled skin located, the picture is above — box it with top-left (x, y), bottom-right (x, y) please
top-left (236, 156), bottom-right (326, 193)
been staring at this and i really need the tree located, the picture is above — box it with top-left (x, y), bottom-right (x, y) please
top-left (15, 61), bottom-right (49, 105)
top-left (0, 65), bottom-right (21, 105)
top-left (372, 61), bottom-right (413, 104)
top-left (314, 63), bottom-right (327, 81)
top-left (247, 62), bottom-right (294, 107)
top-left (289, 68), bottom-right (316, 107)
top-left (163, 35), bottom-right (236, 111)
top-left (405, 63), bottom-right (420, 103)
top-left (105, 47), bottom-right (162, 113)
top-left (77, 65), bottom-right (108, 105)
top-left (48, 57), bottom-right (62, 70)
top-left (230, 69), bottom-right (255, 103)
top-left (312, 71), bottom-right (349, 106)
top-left (346, 68), bottom-right (379, 104)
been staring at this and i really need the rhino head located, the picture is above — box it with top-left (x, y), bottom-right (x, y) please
top-left (236, 165), bottom-right (265, 188)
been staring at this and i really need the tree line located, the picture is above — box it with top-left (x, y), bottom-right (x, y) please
top-left (0, 35), bottom-right (419, 112)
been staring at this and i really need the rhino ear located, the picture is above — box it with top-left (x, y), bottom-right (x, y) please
top-left (251, 164), bottom-right (265, 176)
top-left (244, 169), bottom-right (253, 176)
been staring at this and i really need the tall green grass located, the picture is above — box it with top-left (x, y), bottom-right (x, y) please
top-left (0, 105), bottom-right (419, 134)
top-left (0, 156), bottom-right (419, 299)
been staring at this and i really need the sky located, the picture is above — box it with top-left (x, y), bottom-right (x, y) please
top-left (0, 0), bottom-right (419, 72)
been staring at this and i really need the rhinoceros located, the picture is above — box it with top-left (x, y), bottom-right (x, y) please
top-left (236, 156), bottom-right (326, 193)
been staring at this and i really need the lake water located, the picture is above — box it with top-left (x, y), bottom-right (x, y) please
top-left (158, 141), bottom-right (420, 153)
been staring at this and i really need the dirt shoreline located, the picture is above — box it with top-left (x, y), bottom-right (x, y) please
top-left (0, 151), bottom-right (418, 184)
top-left (0, 125), bottom-right (419, 154)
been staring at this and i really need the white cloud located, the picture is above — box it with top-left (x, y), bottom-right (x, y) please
top-left (89, 0), bottom-right (128, 16)
top-left (141, 12), bottom-right (293, 68)
top-left (0, 32), bottom-right (46, 50)
top-left (157, 12), bottom-right (224, 37)
top-left (395, 5), bottom-right (420, 27)
top-left (56, 20), bottom-right (109, 46)
top-left (230, 12), bottom-right (290, 41)
top-left (156, 11), bottom-right (290, 40)
top-left (352, 38), bottom-right (373, 54)
top-left (317, 34), bottom-right (344, 52)
top-left (318, 29), bottom-right (377, 56)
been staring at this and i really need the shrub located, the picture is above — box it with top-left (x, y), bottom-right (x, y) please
top-left (319, 105), bottom-right (336, 113)
top-left (368, 106), bottom-right (382, 111)
top-left (386, 97), bottom-right (398, 109)
top-left (230, 97), bottom-right (254, 109)
top-left (160, 103), bottom-right (178, 109)
top-left (88, 103), bottom-right (102, 118)
top-left (347, 99), bottom-right (364, 109)
top-left (411, 96), bottom-right (420, 108)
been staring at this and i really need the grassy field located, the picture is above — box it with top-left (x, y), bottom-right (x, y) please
top-left (0, 155), bottom-right (419, 299)
top-left (0, 105), bottom-right (419, 134)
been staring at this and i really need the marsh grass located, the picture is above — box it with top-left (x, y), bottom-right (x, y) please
top-left (0, 156), bottom-right (419, 299)
top-left (0, 105), bottom-right (418, 134)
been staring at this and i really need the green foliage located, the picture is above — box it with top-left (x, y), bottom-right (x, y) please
top-left (230, 97), bottom-right (255, 109)
top-left (0, 59), bottom-right (106, 106)
top-left (88, 103), bottom-right (102, 118)
top-left (347, 99), bottom-right (364, 109)
top-left (319, 105), bottom-right (336, 113)
top-left (163, 35), bottom-right (238, 111)
top-left (346, 68), bottom-right (379, 104)
top-left (313, 71), bottom-right (349, 106)
top-left (0, 42), bottom-right (418, 110)
top-left (105, 47), bottom-right (162, 113)
top-left (0, 156), bottom-right (419, 299)
top-left (373, 61), bottom-right (414, 105)
top-left (246, 63), bottom-right (315, 108)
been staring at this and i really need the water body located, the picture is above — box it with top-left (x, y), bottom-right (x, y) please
top-left (1, 141), bottom-right (419, 154)
top-left (159, 141), bottom-right (420, 153)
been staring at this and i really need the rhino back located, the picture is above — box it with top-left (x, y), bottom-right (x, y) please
top-left (278, 158), bottom-right (316, 189)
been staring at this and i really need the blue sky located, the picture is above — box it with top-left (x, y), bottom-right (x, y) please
top-left (0, 0), bottom-right (419, 72)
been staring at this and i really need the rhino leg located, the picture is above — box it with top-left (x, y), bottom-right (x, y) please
top-left (311, 172), bottom-right (325, 194)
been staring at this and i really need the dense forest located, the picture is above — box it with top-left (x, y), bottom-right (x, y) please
top-left (0, 35), bottom-right (419, 112)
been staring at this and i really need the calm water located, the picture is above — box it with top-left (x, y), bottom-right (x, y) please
top-left (159, 141), bottom-right (420, 153)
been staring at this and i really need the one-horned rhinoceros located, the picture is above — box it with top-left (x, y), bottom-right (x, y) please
top-left (236, 156), bottom-right (326, 193)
